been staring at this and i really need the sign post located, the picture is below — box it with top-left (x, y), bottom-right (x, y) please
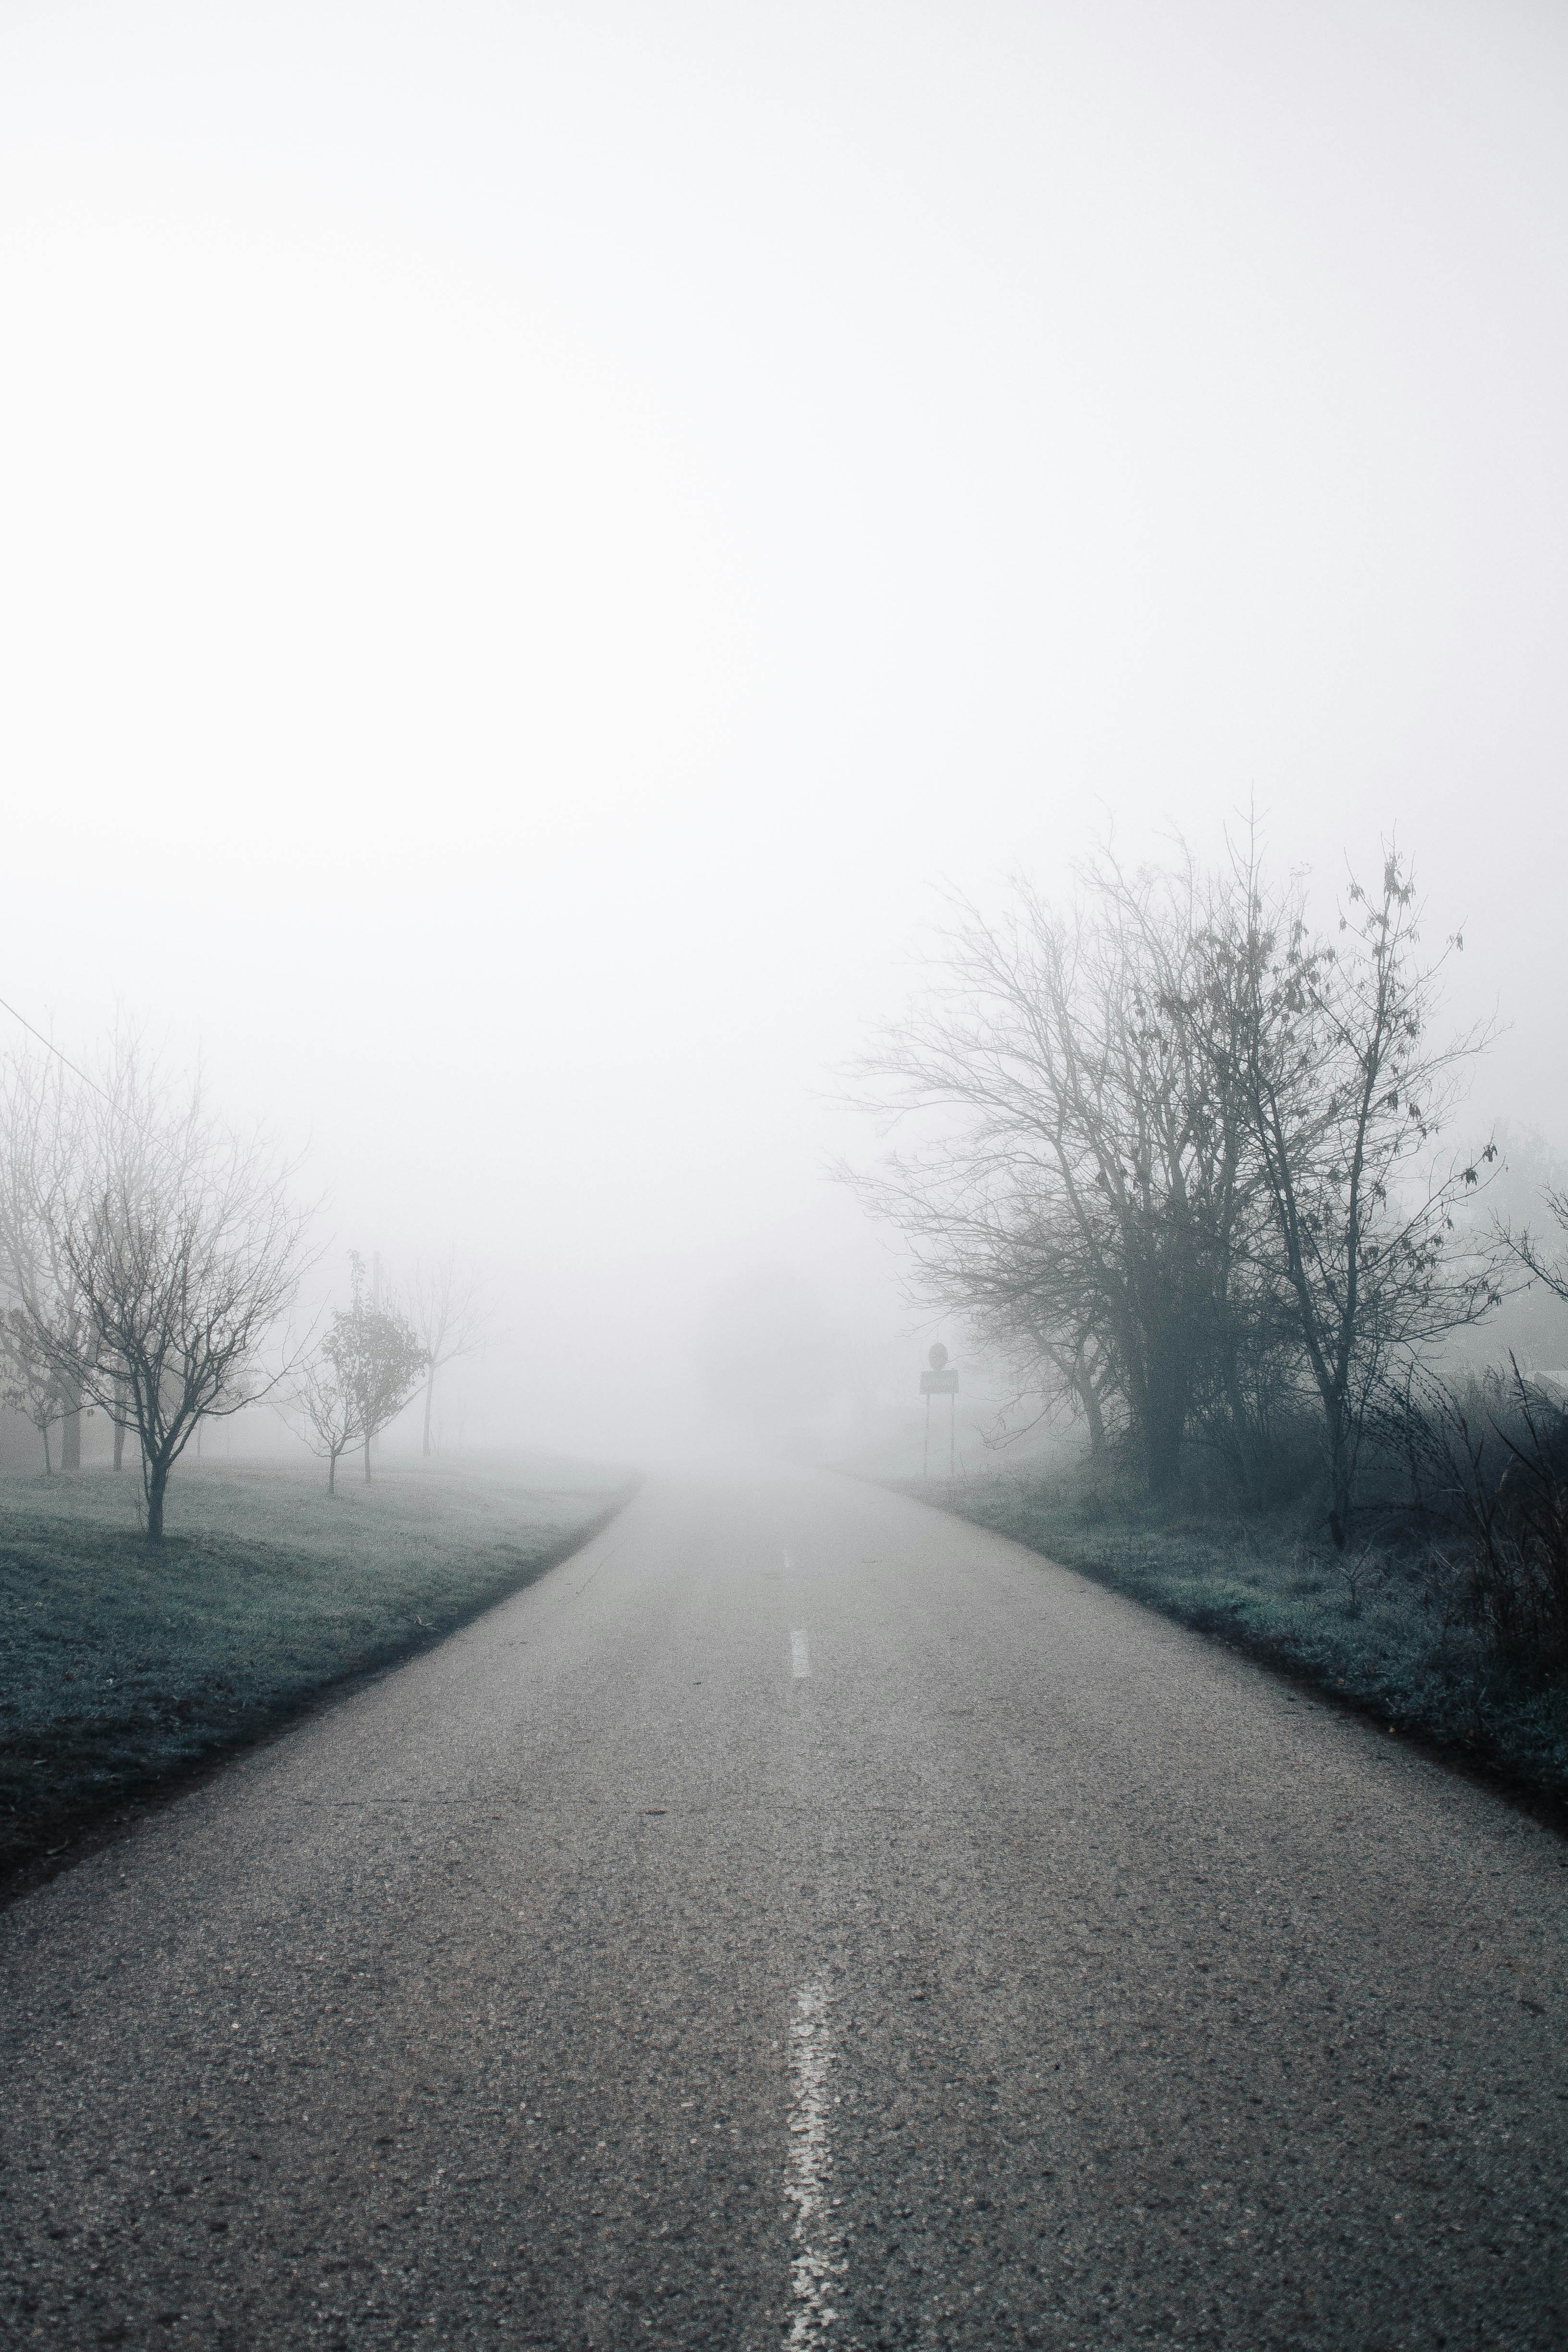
top-left (919, 1343), bottom-right (959, 1477)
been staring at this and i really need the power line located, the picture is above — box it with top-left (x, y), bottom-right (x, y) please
top-left (0, 993), bottom-right (115, 1102)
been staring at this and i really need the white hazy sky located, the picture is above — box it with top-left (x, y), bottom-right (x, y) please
top-left (1, 0), bottom-right (1565, 1450)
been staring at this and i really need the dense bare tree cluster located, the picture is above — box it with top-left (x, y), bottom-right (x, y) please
top-left (0, 1044), bottom-right (312, 1537)
top-left (0, 1034), bottom-right (490, 1516)
top-left (853, 844), bottom-right (1501, 1541)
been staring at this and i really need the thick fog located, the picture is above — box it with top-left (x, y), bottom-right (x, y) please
top-left (2, 0), bottom-right (1566, 1464)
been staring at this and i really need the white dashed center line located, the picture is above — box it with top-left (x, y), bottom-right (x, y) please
top-left (790, 1630), bottom-right (811, 1679)
top-left (783, 1979), bottom-right (839, 2345)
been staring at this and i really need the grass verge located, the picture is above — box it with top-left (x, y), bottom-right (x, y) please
top-left (892, 1461), bottom-right (1568, 1815)
top-left (0, 1457), bottom-right (633, 1892)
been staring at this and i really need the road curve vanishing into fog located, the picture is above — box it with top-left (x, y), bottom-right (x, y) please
top-left (2, 1473), bottom-right (1565, 2352)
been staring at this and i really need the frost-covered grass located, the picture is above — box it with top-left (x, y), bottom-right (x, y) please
top-left (0, 1457), bottom-right (631, 1887)
top-left (906, 1461), bottom-right (1568, 1810)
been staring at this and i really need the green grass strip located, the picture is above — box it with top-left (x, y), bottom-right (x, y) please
top-left (0, 1458), bottom-right (632, 1889)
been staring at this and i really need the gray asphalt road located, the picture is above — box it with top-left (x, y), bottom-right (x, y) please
top-left (3, 1473), bottom-right (1565, 2352)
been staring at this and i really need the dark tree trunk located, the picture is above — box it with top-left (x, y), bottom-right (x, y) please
top-left (1078, 1364), bottom-right (1106, 1461)
top-left (113, 1377), bottom-right (127, 1472)
top-left (422, 1368), bottom-right (436, 1457)
top-left (1141, 1323), bottom-right (1189, 1495)
top-left (146, 1461), bottom-right (168, 1542)
top-left (1220, 1348), bottom-right (1260, 1505)
top-left (1327, 1417), bottom-right (1353, 1548)
top-left (1142, 1406), bottom-right (1184, 1495)
top-left (60, 1380), bottom-right (82, 1472)
top-left (42, 1421), bottom-right (53, 1474)
top-left (328, 1448), bottom-right (339, 1495)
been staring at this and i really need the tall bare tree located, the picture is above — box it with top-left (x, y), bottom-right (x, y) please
top-left (10, 1046), bottom-right (312, 1539)
top-left (850, 862), bottom-right (1272, 1491)
top-left (410, 1250), bottom-right (483, 1456)
top-left (1230, 846), bottom-right (1499, 1542)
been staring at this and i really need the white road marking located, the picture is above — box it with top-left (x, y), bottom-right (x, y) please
top-left (783, 1979), bottom-right (840, 2345)
top-left (791, 1630), bottom-right (811, 1679)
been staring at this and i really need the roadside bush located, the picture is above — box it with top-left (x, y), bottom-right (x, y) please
top-left (1402, 1365), bottom-right (1568, 1681)
top-left (1178, 1401), bottom-right (1325, 1514)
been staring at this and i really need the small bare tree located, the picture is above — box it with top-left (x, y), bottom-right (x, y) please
top-left (0, 1307), bottom-right (65, 1469)
top-left (327, 1254), bottom-right (426, 1484)
top-left (12, 1047), bottom-right (313, 1540)
top-left (280, 1347), bottom-right (364, 1494)
top-left (410, 1250), bottom-right (483, 1456)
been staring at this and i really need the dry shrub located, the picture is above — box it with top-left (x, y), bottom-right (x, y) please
top-left (1404, 1363), bottom-right (1568, 1678)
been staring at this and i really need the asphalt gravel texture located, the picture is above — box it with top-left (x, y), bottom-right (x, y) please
top-left (2, 1472), bottom-right (1565, 2351)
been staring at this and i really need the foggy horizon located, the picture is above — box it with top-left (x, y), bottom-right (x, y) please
top-left (4, 0), bottom-right (1567, 1463)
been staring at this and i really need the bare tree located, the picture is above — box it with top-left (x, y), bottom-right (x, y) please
top-left (1230, 845), bottom-right (1500, 1543)
top-left (1497, 1186), bottom-right (1568, 1305)
top-left (410, 1250), bottom-right (483, 1456)
top-left (849, 839), bottom-right (1499, 1531)
top-left (279, 1347), bottom-right (365, 1494)
top-left (849, 862), bottom-right (1273, 1492)
top-left (12, 1047), bottom-right (313, 1539)
top-left (0, 1053), bottom-right (93, 1469)
top-left (327, 1253), bottom-right (426, 1484)
top-left (0, 1308), bottom-right (65, 1469)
